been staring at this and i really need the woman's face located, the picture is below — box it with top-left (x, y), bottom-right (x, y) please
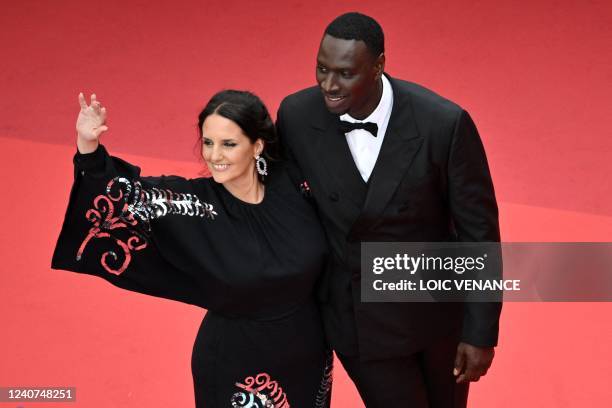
top-left (201, 113), bottom-right (263, 186)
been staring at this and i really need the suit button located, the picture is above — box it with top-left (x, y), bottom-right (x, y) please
top-left (329, 192), bottom-right (339, 202)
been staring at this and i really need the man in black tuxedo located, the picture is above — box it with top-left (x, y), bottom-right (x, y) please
top-left (277, 12), bottom-right (501, 407)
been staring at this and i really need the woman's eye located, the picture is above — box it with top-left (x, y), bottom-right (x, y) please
top-left (203, 139), bottom-right (213, 146)
top-left (224, 142), bottom-right (237, 147)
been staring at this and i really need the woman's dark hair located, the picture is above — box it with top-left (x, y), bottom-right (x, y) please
top-left (196, 90), bottom-right (279, 175)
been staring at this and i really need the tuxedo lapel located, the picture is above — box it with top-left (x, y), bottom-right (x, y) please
top-left (310, 107), bottom-right (368, 210)
top-left (349, 76), bottom-right (424, 236)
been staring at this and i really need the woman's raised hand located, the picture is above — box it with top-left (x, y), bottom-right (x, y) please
top-left (76, 92), bottom-right (108, 153)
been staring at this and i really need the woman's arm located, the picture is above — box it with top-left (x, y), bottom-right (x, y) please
top-left (51, 94), bottom-right (217, 308)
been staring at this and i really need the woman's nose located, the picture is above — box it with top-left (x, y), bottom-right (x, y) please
top-left (204, 144), bottom-right (222, 162)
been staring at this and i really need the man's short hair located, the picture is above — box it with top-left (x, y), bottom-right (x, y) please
top-left (324, 12), bottom-right (385, 58)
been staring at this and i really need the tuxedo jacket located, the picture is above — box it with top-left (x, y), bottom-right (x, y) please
top-left (277, 74), bottom-right (501, 361)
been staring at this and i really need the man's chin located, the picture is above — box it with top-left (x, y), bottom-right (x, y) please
top-left (323, 101), bottom-right (349, 115)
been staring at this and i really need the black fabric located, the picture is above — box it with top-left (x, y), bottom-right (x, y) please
top-left (51, 145), bottom-right (333, 407)
top-left (337, 329), bottom-right (469, 408)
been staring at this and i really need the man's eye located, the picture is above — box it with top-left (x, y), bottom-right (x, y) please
top-left (317, 66), bottom-right (328, 73)
top-left (341, 72), bottom-right (353, 78)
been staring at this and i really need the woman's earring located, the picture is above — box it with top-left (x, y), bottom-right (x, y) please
top-left (256, 155), bottom-right (268, 176)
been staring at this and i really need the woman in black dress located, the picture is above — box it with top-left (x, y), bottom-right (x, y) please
top-left (52, 91), bottom-right (333, 407)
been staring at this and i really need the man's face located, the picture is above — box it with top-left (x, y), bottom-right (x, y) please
top-left (316, 34), bottom-right (383, 119)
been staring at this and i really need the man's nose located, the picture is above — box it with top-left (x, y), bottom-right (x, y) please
top-left (321, 74), bottom-right (340, 94)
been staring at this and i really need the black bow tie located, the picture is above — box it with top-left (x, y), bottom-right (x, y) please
top-left (339, 120), bottom-right (378, 137)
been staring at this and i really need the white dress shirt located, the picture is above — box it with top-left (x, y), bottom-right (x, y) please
top-left (340, 74), bottom-right (393, 182)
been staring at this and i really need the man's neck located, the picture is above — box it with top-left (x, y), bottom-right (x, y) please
top-left (349, 77), bottom-right (384, 120)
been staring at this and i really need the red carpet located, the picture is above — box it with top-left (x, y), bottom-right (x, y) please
top-left (1, 0), bottom-right (611, 406)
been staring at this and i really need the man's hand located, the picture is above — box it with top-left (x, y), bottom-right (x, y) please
top-left (453, 342), bottom-right (494, 383)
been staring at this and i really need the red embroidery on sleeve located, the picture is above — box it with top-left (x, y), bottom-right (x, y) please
top-left (76, 177), bottom-right (216, 275)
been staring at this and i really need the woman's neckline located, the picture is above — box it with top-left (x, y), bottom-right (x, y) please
top-left (219, 182), bottom-right (266, 207)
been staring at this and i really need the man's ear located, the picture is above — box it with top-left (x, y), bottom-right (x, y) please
top-left (375, 53), bottom-right (386, 80)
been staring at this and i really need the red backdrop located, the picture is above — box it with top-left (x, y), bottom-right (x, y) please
top-left (1, 0), bottom-right (611, 406)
